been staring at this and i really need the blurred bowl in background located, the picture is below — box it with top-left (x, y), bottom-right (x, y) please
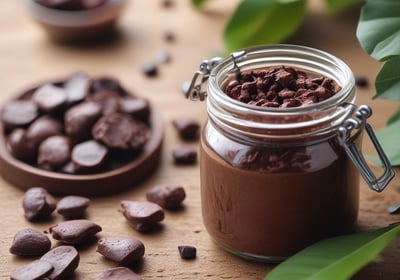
top-left (24, 0), bottom-right (127, 43)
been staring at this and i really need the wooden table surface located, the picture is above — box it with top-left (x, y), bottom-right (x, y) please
top-left (1, 1), bottom-right (400, 279)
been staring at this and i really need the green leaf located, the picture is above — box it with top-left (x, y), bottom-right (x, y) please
top-left (374, 57), bottom-right (400, 101)
top-left (191, 0), bottom-right (207, 8)
top-left (324, 0), bottom-right (362, 14)
top-left (386, 107), bottom-right (400, 125)
top-left (370, 119), bottom-right (400, 166)
top-left (356, 0), bottom-right (400, 61)
top-left (265, 224), bottom-right (400, 280)
top-left (223, 0), bottom-right (306, 53)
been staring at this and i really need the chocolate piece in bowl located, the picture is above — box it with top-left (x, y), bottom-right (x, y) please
top-left (1, 100), bottom-right (38, 130)
top-left (97, 236), bottom-right (145, 265)
top-left (40, 245), bottom-right (80, 280)
top-left (86, 90), bottom-right (121, 115)
top-left (64, 101), bottom-right (102, 143)
top-left (9, 228), bottom-right (51, 256)
top-left (38, 135), bottom-right (71, 171)
top-left (64, 71), bottom-right (90, 105)
top-left (71, 140), bottom-right (109, 172)
top-left (10, 259), bottom-right (53, 280)
top-left (26, 116), bottom-right (63, 146)
top-left (119, 97), bottom-right (150, 122)
top-left (32, 84), bottom-right (67, 113)
top-left (6, 128), bottom-right (37, 160)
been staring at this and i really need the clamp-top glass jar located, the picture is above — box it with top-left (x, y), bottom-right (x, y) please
top-left (187, 45), bottom-right (394, 262)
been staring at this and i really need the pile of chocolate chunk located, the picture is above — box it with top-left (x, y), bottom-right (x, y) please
top-left (1, 72), bottom-right (152, 174)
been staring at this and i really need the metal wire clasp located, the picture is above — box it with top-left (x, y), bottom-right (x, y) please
top-left (185, 50), bottom-right (247, 101)
top-left (338, 105), bottom-right (394, 192)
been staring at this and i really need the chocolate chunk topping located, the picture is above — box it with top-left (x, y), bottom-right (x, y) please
top-left (224, 66), bottom-right (341, 108)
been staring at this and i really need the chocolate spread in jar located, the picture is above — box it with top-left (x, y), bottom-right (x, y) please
top-left (200, 66), bottom-right (359, 260)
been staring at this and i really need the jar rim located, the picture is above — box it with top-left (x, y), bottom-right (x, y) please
top-left (208, 44), bottom-right (355, 114)
top-left (206, 44), bottom-right (357, 139)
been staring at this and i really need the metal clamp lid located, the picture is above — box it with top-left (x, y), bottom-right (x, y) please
top-left (338, 105), bottom-right (394, 192)
top-left (185, 51), bottom-right (247, 101)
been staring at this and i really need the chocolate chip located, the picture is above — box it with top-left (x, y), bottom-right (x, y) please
top-left (142, 62), bottom-right (158, 77)
top-left (172, 117), bottom-right (200, 140)
top-left (120, 200), bottom-right (164, 232)
top-left (38, 136), bottom-right (71, 170)
top-left (10, 259), bottom-right (53, 280)
top-left (178, 245), bottom-right (196, 259)
top-left (7, 128), bottom-right (37, 160)
top-left (57, 195), bottom-right (90, 219)
top-left (64, 101), bottom-right (102, 143)
top-left (96, 267), bottom-right (142, 280)
top-left (40, 245), bottom-right (80, 280)
top-left (146, 184), bottom-right (186, 209)
top-left (172, 146), bottom-right (197, 165)
top-left (23, 187), bottom-right (57, 221)
top-left (49, 219), bottom-right (102, 245)
top-left (32, 84), bottom-right (67, 113)
top-left (9, 228), bottom-right (51, 256)
top-left (97, 237), bottom-right (145, 265)
top-left (71, 140), bottom-right (108, 172)
top-left (1, 100), bottom-right (38, 130)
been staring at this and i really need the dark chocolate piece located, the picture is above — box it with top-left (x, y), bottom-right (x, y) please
top-left (172, 117), bottom-right (200, 140)
top-left (49, 219), bottom-right (102, 244)
top-left (57, 195), bottom-right (90, 219)
top-left (38, 136), bottom-right (71, 170)
top-left (40, 245), bottom-right (80, 280)
top-left (71, 140), bottom-right (108, 171)
top-left (6, 128), bottom-right (37, 160)
top-left (146, 184), bottom-right (186, 209)
top-left (9, 228), bottom-right (51, 256)
top-left (32, 84), bottom-right (67, 113)
top-left (172, 146), bottom-right (197, 165)
top-left (10, 259), bottom-right (53, 280)
top-left (23, 187), bottom-right (57, 221)
top-left (178, 245), bottom-right (197, 259)
top-left (141, 62), bottom-right (158, 77)
top-left (97, 237), bottom-right (145, 265)
top-left (120, 200), bottom-right (164, 232)
top-left (96, 267), bottom-right (142, 280)
top-left (1, 100), bottom-right (38, 129)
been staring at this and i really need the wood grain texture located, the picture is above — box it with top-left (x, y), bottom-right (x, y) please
top-left (0, 0), bottom-right (399, 279)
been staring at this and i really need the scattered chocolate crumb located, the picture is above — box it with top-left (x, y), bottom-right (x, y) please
top-left (355, 74), bottom-right (369, 88)
top-left (178, 245), bottom-right (196, 259)
top-left (172, 146), bottom-right (197, 165)
top-left (142, 62), bottom-right (158, 77)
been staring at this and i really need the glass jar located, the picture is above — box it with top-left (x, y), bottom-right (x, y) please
top-left (187, 44), bottom-right (394, 262)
